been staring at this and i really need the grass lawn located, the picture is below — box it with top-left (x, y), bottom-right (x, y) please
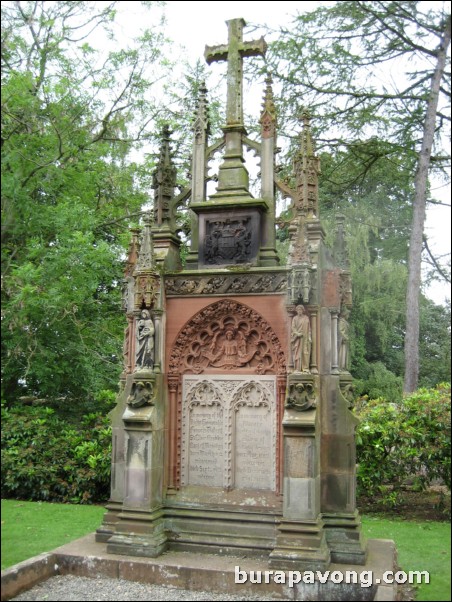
top-left (1, 500), bottom-right (450, 601)
top-left (1, 499), bottom-right (104, 570)
top-left (362, 516), bottom-right (451, 602)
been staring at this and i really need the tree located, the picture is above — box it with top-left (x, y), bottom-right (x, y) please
top-left (266, 1), bottom-right (451, 392)
top-left (1, 1), bottom-right (174, 401)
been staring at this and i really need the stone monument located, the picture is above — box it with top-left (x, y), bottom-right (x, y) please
top-left (97, 18), bottom-right (366, 570)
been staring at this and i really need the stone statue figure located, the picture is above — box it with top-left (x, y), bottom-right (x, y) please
top-left (127, 381), bottom-right (154, 408)
top-left (338, 308), bottom-right (350, 372)
top-left (291, 305), bottom-right (311, 373)
top-left (135, 309), bottom-right (155, 370)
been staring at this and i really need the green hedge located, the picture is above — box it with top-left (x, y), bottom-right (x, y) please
top-left (1, 405), bottom-right (111, 503)
top-left (355, 383), bottom-right (451, 500)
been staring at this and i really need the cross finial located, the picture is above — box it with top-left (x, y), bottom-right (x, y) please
top-left (205, 18), bottom-right (267, 127)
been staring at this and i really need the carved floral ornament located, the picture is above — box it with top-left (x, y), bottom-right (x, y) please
top-left (169, 300), bottom-right (287, 376)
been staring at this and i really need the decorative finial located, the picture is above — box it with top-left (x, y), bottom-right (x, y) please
top-left (293, 108), bottom-right (320, 219)
top-left (124, 228), bottom-right (141, 277)
top-left (193, 81), bottom-right (210, 142)
top-left (298, 108), bottom-right (315, 158)
top-left (260, 73), bottom-right (277, 138)
top-left (334, 213), bottom-right (349, 269)
top-left (152, 125), bottom-right (177, 230)
top-left (136, 212), bottom-right (154, 270)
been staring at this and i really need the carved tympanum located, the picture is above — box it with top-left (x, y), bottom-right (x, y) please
top-left (169, 300), bottom-right (286, 375)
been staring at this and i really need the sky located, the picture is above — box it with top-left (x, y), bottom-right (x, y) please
top-left (118, 0), bottom-right (450, 304)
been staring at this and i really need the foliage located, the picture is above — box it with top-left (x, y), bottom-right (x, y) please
top-left (317, 142), bottom-right (451, 393)
top-left (267, 1), bottom-right (450, 177)
top-left (354, 362), bottom-right (403, 404)
top-left (419, 299), bottom-right (451, 388)
top-left (1, 403), bottom-right (111, 503)
top-left (1, 1), bottom-right (174, 402)
top-left (266, 0), bottom-right (451, 391)
top-left (355, 384), bottom-right (451, 500)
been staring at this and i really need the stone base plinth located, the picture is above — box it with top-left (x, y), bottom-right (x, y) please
top-left (1, 535), bottom-right (398, 601)
top-left (269, 518), bottom-right (331, 571)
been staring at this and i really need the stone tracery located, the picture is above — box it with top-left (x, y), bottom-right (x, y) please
top-left (169, 299), bottom-right (286, 375)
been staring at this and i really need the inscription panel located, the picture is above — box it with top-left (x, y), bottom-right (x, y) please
top-left (182, 376), bottom-right (276, 490)
top-left (188, 405), bottom-right (224, 486)
top-left (234, 405), bottom-right (274, 489)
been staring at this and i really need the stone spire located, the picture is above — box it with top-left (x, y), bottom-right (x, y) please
top-left (293, 109), bottom-right (320, 219)
top-left (124, 228), bottom-right (141, 278)
top-left (334, 214), bottom-right (350, 269)
top-left (152, 125), bottom-right (177, 231)
top-left (136, 212), bottom-right (154, 271)
top-left (260, 74), bottom-right (277, 139)
top-left (193, 82), bottom-right (209, 144)
top-left (289, 218), bottom-right (311, 266)
top-left (192, 82), bottom-right (209, 204)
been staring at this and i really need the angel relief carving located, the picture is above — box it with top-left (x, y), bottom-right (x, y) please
top-left (187, 326), bottom-right (262, 372)
top-left (169, 300), bottom-right (286, 375)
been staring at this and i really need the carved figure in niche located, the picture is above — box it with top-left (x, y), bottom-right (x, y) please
top-left (121, 279), bottom-right (129, 312)
top-left (341, 383), bottom-right (355, 408)
top-left (127, 381), bottom-right (154, 408)
top-left (216, 330), bottom-right (239, 366)
top-left (291, 305), bottom-right (311, 373)
top-left (286, 382), bottom-right (316, 411)
top-left (135, 309), bottom-right (155, 370)
top-left (292, 267), bottom-right (311, 304)
top-left (338, 307), bottom-right (350, 372)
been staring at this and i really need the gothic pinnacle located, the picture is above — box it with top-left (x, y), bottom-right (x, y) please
top-left (260, 73), bottom-right (277, 138)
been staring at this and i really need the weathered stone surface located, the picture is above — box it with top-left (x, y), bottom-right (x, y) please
top-left (94, 15), bottom-right (389, 574)
top-left (0, 553), bottom-right (57, 602)
top-left (181, 375), bottom-right (276, 490)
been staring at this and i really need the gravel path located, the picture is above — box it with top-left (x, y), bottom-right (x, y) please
top-left (11, 575), bottom-right (284, 601)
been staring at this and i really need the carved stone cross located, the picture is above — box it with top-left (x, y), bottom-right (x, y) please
top-left (205, 18), bottom-right (267, 127)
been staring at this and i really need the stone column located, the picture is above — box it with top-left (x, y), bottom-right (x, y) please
top-left (270, 376), bottom-right (330, 570)
top-left (102, 372), bottom-right (168, 558)
top-left (166, 376), bottom-right (179, 494)
top-left (259, 76), bottom-right (279, 266)
top-left (287, 305), bottom-right (296, 370)
top-left (310, 307), bottom-right (319, 374)
top-left (330, 309), bottom-right (339, 374)
top-left (152, 310), bottom-right (163, 374)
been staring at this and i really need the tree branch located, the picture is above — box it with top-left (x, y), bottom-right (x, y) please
top-left (423, 236), bottom-right (451, 283)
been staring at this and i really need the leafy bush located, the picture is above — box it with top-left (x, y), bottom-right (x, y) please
top-left (355, 383), bottom-right (451, 500)
top-left (354, 361), bottom-right (403, 403)
top-left (1, 404), bottom-right (111, 503)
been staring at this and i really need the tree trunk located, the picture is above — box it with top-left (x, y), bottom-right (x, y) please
top-left (404, 15), bottom-right (451, 393)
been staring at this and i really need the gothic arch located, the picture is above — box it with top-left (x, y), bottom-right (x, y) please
top-left (168, 299), bottom-right (287, 375)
